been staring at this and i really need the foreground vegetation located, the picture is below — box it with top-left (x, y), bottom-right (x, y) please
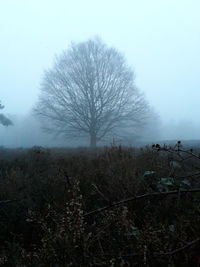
top-left (0, 142), bottom-right (200, 266)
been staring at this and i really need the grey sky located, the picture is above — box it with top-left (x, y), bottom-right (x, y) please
top-left (0, 0), bottom-right (200, 124)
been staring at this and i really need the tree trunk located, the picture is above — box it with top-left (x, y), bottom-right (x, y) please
top-left (90, 133), bottom-right (97, 148)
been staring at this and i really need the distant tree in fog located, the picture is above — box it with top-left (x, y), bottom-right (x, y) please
top-left (0, 101), bottom-right (12, 126)
top-left (34, 38), bottom-right (152, 148)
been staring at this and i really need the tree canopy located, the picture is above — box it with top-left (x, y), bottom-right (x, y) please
top-left (35, 38), bottom-right (152, 147)
top-left (0, 102), bottom-right (12, 127)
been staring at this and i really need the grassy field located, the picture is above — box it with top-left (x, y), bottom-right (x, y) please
top-left (0, 142), bottom-right (200, 266)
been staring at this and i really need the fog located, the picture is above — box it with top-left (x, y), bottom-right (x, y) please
top-left (0, 0), bottom-right (200, 147)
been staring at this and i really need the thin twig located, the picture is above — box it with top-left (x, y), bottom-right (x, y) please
top-left (92, 183), bottom-right (110, 203)
top-left (177, 171), bottom-right (200, 179)
top-left (0, 199), bottom-right (18, 206)
top-left (84, 189), bottom-right (200, 217)
top-left (158, 146), bottom-right (200, 161)
top-left (92, 237), bottom-right (200, 259)
top-left (155, 237), bottom-right (200, 256)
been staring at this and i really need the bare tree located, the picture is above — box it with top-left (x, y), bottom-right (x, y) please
top-left (34, 38), bottom-right (151, 147)
top-left (0, 101), bottom-right (12, 126)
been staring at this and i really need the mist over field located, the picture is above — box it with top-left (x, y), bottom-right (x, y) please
top-left (1, 114), bottom-right (200, 148)
top-left (1, 0), bottom-right (200, 147)
top-left (1, 2), bottom-right (200, 265)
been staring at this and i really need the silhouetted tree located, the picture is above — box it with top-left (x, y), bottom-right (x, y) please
top-left (35, 38), bottom-right (151, 148)
top-left (0, 101), bottom-right (12, 126)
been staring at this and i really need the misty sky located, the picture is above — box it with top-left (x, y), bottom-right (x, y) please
top-left (0, 0), bottom-right (200, 125)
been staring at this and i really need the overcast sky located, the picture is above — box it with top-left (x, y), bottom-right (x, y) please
top-left (0, 0), bottom-right (200, 124)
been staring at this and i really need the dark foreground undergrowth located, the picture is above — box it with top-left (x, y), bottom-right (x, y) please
top-left (0, 142), bottom-right (200, 266)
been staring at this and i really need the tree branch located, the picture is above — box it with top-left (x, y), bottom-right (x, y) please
top-left (84, 189), bottom-right (200, 217)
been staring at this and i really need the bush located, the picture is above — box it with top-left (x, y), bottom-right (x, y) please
top-left (0, 143), bottom-right (200, 266)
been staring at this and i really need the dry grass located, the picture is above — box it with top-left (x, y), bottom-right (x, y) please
top-left (0, 143), bottom-right (199, 266)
